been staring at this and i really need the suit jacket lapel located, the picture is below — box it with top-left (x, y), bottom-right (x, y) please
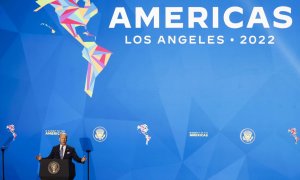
top-left (64, 146), bottom-right (70, 159)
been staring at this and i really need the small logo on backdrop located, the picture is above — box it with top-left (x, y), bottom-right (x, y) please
top-left (93, 126), bottom-right (107, 142)
top-left (288, 128), bottom-right (299, 144)
top-left (188, 131), bottom-right (208, 138)
top-left (240, 128), bottom-right (255, 144)
top-left (6, 124), bottom-right (17, 140)
top-left (45, 130), bottom-right (65, 136)
top-left (48, 161), bottom-right (60, 174)
top-left (137, 124), bottom-right (151, 145)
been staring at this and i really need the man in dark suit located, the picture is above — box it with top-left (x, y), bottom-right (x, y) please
top-left (36, 132), bottom-right (86, 163)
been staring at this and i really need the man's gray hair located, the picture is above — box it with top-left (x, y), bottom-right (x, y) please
top-left (59, 132), bottom-right (68, 137)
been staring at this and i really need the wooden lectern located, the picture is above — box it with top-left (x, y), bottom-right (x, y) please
top-left (39, 159), bottom-right (75, 180)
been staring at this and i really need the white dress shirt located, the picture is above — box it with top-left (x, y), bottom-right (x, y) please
top-left (59, 145), bottom-right (66, 158)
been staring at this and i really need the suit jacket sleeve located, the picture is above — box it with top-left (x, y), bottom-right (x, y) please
top-left (45, 146), bottom-right (56, 159)
top-left (71, 147), bottom-right (84, 163)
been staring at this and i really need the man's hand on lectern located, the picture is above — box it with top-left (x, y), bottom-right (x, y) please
top-left (36, 154), bottom-right (42, 161)
top-left (81, 155), bottom-right (86, 163)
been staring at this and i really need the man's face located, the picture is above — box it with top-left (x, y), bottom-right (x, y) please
top-left (59, 134), bottom-right (67, 145)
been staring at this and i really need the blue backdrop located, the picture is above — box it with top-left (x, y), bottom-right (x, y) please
top-left (1, 0), bottom-right (300, 179)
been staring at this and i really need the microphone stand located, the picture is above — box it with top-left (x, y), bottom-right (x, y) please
top-left (1, 147), bottom-right (5, 180)
top-left (86, 150), bottom-right (91, 180)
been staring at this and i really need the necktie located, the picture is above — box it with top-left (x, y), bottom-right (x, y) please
top-left (60, 146), bottom-right (63, 159)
